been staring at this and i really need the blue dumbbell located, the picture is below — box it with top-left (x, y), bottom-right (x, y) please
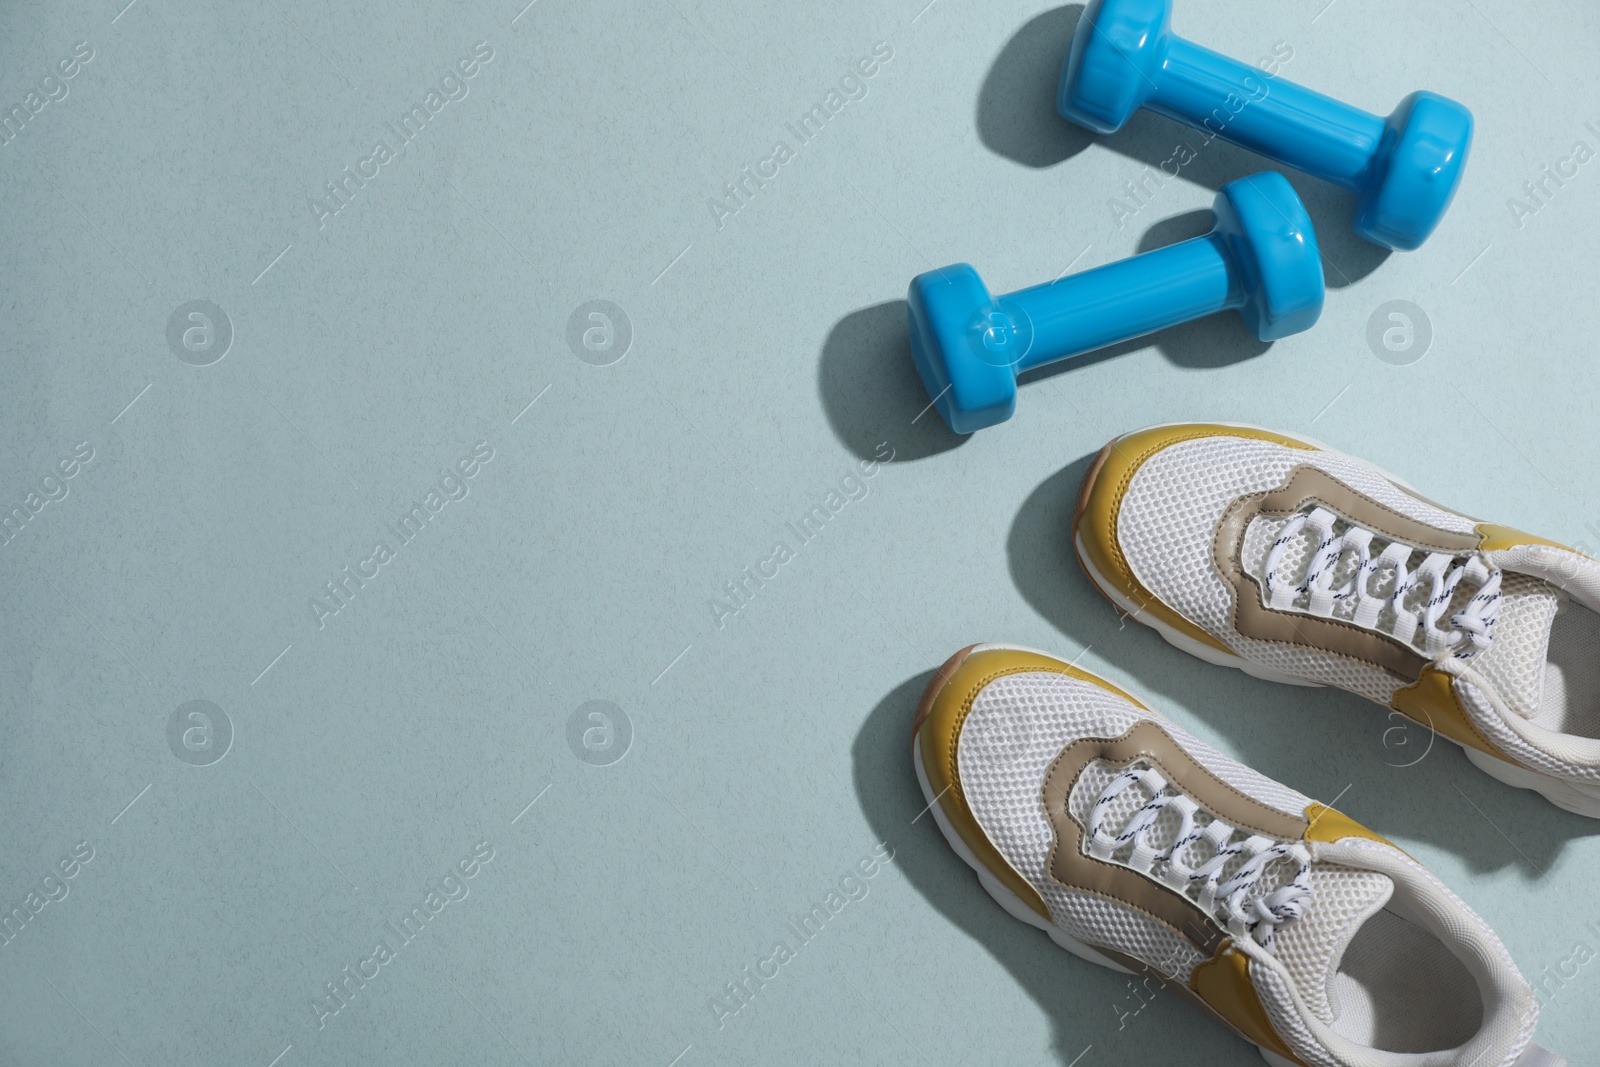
top-left (1058, 0), bottom-right (1472, 251)
top-left (907, 172), bottom-right (1322, 434)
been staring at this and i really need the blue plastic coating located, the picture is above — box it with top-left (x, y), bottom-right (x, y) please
top-left (906, 172), bottom-right (1324, 435)
top-left (1057, 0), bottom-right (1473, 251)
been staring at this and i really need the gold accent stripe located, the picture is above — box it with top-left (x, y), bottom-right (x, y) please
top-left (1303, 803), bottom-right (1392, 848)
top-left (1389, 665), bottom-right (1510, 762)
top-left (1190, 941), bottom-right (1306, 1065)
top-left (1475, 521), bottom-right (1589, 557)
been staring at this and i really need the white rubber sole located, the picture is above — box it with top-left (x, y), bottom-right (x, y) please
top-left (1079, 423), bottom-right (1600, 821)
top-left (911, 644), bottom-right (1296, 1067)
top-left (1463, 746), bottom-right (1600, 819)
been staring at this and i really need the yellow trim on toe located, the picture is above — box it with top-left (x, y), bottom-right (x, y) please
top-left (1073, 424), bottom-right (1316, 657)
top-left (911, 646), bottom-right (1149, 922)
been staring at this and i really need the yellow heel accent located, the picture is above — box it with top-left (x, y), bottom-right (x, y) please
top-left (1073, 424), bottom-right (1316, 657)
top-left (912, 647), bottom-right (1149, 922)
top-left (1390, 666), bottom-right (1510, 763)
top-left (1190, 941), bottom-right (1306, 1065)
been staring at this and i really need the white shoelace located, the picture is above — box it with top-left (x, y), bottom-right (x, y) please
top-left (1086, 765), bottom-right (1312, 948)
top-left (1262, 507), bottom-right (1502, 659)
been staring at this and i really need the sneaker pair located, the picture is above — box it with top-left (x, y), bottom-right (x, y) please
top-left (915, 423), bottom-right (1589, 1066)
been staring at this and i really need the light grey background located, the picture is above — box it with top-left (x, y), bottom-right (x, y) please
top-left (4, 0), bottom-right (1599, 1063)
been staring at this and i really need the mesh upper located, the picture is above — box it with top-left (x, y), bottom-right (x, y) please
top-left (1257, 839), bottom-right (1541, 1067)
top-left (1066, 759), bottom-right (1397, 1025)
top-left (1113, 435), bottom-right (1476, 702)
top-left (1469, 574), bottom-right (1560, 720)
top-left (953, 663), bottom-right (1539, 1065)
top-left (1115, 431), bottom-right (1600, 781)
top-left (1270, 865), bottom-right (1393, 1024)
top-left (1242, 513), bottom-right (1502, 638)
top-left (1457, 677), bottom-right (1600, 784)
top-left (955, 669), bottom-right (1309, 977)
top-left (1240, 513), bottom-right (1564, 723)
top-left (1251, 960), bottom-right (1344, 1067)
top-left (1065, 759), bottom-right (1308, 911)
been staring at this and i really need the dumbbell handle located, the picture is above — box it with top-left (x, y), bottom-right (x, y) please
top-left (1149, 37), bottom-right (1386, 190)
top-left (1002, 234), bottom-right (1240, 373)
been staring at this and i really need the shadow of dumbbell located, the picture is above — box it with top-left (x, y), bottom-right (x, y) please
top-left (976, 5), bottom-right (1097, 169)
top-left (818, 301), bottom-right (969, 463)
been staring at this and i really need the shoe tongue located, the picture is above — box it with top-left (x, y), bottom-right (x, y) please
top-left (1462, 572), bottom-right (1561, 720)
top-left (1271, 863), bottom-right (1394, 1024)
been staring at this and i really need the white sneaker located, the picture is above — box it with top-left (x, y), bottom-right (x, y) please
top-left (912, 643), bottom-right (1563, 1067)
top-left (1073, 422), bottom-right (1600, 819)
